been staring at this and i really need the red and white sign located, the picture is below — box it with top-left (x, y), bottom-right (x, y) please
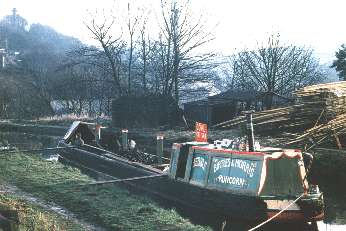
top-left (196, 122), bottom-right (207, 142)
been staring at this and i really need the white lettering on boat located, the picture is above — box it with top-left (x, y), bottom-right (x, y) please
top-left (215, 175), bottom-right (248, 186)
top-left (213, 158), bottom-right (255, 177)
top-left (213, 158), bottom-right (231, 172)
top-left (193, 157), bottom-right (208, 170)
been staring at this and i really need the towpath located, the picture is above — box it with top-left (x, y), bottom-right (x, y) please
top-left (0, 179), bottom-right (106, 231)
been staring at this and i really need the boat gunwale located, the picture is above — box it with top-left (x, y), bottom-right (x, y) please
top-left (58, 140), bottom-right (164, 175)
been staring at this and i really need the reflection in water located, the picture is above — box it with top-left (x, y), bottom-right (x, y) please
top-left (1, 132), bottom-right (346, 230)
top-left (321, 197), bottom-right (346, 229)
top-left (0, 132), bottom-right (61, 159)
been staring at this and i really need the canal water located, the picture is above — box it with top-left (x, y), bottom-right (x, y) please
top-left (0, 131), bottom-right (61, 160)
top-left (1, 131), bottom-right (345, 231)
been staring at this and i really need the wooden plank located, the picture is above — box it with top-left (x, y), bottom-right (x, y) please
top-left (78, 174), bottom-right (167, 186)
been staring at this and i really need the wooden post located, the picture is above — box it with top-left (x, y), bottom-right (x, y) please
top-left (157, 136), bottom-right (163, 165)
top-left (95, 114), bottom-right (101, 141)
top-left (245, 111), bottom-right (254, 152)
top-left (122, 130), bottom-right (128, 150)
top-left (95, 126), bottom-right (101, 141)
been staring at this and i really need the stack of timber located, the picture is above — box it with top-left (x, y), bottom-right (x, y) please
top-left (286, 81), bottom-right (346, 148)
top-left (213, 81), bottom-right (346, 149)
top-left (287, 81), bottom-right (346, 130)
top-left (213, 106), bottom-right (292, 133)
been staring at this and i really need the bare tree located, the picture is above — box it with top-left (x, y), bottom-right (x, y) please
top-left (124, 3), bottom-right (140, 93)
top-left (230, 32), bottom-right (325, 109)
top-left (137, 6), bottom-right (153, 92)
top-left (156, 0), bottom-right (218, 106)
top-left (84, 10), bottom-right (124, 96)
top-left (56, 44), bottom-right (121, 116)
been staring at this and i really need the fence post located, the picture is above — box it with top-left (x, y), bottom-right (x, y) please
top-left (95, 114), bottom-right (101, 141)
top-left (157, 136), bottom-right (163, 165)
top-left (95, 126), bottom-right (101, 141)
top-left (122, 130), bottom-right (128, 150)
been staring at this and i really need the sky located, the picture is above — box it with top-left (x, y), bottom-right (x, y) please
top-left (0, 0), bottom-right (345, 61)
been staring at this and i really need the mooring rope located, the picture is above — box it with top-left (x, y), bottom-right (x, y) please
top-left (248, 193), bottom-right (305, 231)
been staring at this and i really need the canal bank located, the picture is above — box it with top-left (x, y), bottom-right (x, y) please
top-left (0, 151), bottom-right (211, 231)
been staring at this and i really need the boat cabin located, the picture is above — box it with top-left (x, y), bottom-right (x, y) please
top-left (62, 121), bottom-right (96, 145)
top-left (169, 141), bottom-right (307, 198)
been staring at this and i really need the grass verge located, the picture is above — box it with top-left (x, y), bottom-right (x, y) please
top-left (0, 151), bottom-right (211, 231)
top-left (0, 192), bottom-right (87, 230)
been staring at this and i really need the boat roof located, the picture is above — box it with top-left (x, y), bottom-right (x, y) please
top-left (63, 121), bottom-right (96, 144)
top-left (175, 141), bottom-right (301, 158)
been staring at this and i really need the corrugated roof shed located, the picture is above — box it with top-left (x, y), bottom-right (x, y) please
top-left (184, 90), bottom-right (293, 126)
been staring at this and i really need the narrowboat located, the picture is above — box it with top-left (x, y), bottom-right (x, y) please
top-left (57, 121), bottom-right (324, 223)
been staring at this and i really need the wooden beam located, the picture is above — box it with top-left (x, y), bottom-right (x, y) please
top-left (78, 174), bottom-right (167, 186)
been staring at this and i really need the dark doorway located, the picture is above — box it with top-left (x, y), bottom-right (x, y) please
top-left (212, 106), bottom-right (236, 125)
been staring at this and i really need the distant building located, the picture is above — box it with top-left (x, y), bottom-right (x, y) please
top-left (0, 50), bottom-right (21, 69)
top-left (112, 93), bottom-right (175, 127)
top-left (0, 49), bottom-right (6, 68)
top-left (184, 90), bottom-right (294, 126)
